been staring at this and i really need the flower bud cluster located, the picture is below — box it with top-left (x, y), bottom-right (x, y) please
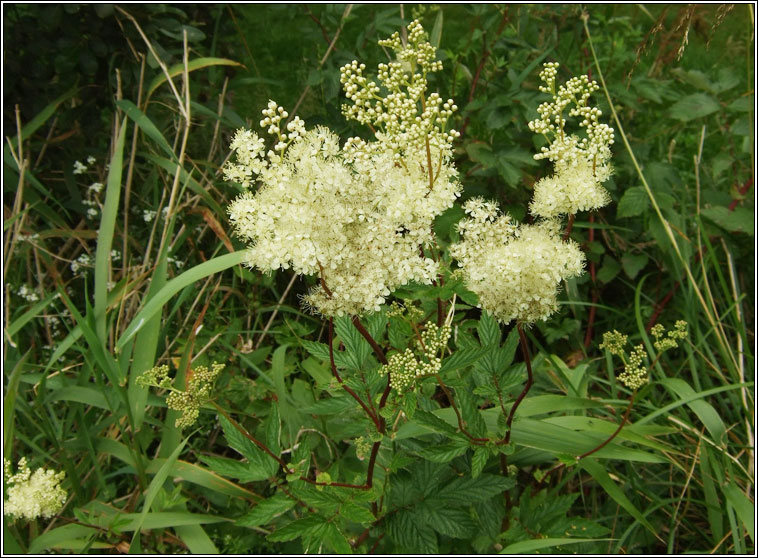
top-left (451, 198), bottom-right (585, 325)
top-left (600, 330), bottom-right (653, 390)
top-left (619, 344), bottom-right (648, 390)
top-left (226, 22), bottom-right (461, 317)
top-left (379, 322), bottom-right (452, 392)
top-left (138, 363), bottom-right (225, 429)
top-left (528, 62), bottom-right (615, 219)
top-left (651, 320), bottom-right (688, 352)
top-left (339, 19), bottom-right (459, 161)
top-left (4, 457), bottom-right (67, 521)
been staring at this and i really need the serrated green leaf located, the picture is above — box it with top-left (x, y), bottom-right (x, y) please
top-left (616, 186), bottom-right (649, 218)
top-left (334, 315), bottom-right (370, 369)
top-left (471, 446), bottom-right (489, 479)
top-left (597, 256), bottom-right (621, 283)
top-left (267, 514), bottom-right (326, 542)
top-left (199, 455), bottom-right (271, 483)
top-left (478, 311), bottom-right (501, 346)
top-left (670, 93), bottom-right (721, 121)
top-left (438, 473), bottom-right (514, 504)
top-left (419, 505), bottom-right (476, 538)
top-left (414, 408), bottom-right (460, 437)
top-left (386, 510), bottom-right (438, 553)
top-left (237, 494), bottom-right (296, 527)
top-left (701, 206), bottom-right (754, 236)
top-left (417, 440), bottom-right (469, 463)
top-left (621, 253), bottom-right (649, 279)
top-left (439, 347), bottom-right (488, 373)
top-left (323, 522), bottom-right (352, 554)
top-left (339, 501), bottom-right (375, 525)
top-left (218, 414), bottom-right (278, 478)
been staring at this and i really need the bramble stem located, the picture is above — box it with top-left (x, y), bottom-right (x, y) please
top-left (499, 324), bottom-right (534, 446)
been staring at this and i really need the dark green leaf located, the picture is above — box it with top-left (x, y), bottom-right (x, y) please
top-left (236, 493), bottom-right (295, 527)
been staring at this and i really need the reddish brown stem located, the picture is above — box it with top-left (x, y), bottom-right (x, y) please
top-left (498, 324), bottom-right (534, 446)
top-left (351, 316), bottom-right (388, 365)
top-left (562, 213), bottom-right (575, 241)
top-left (212, 402), bottom-right (290, 470)
top-left (728, 176), bottom-right (753, 211)
top-left (329, 319), bottom-right (382, 431)
top-left (435, 374), bottom-right (488, 443)
top-left (540, 392), bottom-right (637, 483)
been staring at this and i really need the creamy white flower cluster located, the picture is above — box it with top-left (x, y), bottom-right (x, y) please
top-left (339, 19), bottom-right (459, 161)
top-left (451, 198), bottom-right (585, 325)
top-left (4, 457), bottom-right (67, 521)
top-left (379, 322), bottom-right (452, 392)
top-left (528, 62), bottom-right (615, 219)
top-left (226, 22), bottom-right (461, 317)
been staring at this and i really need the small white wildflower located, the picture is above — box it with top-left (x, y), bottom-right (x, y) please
top-left (86, 155), bottom-right (96, 165)
top-left (16, 284), bottom-right (39, 303)
top-left (73, 160), bottom-right (87, 175)
top-left (142, 209), bottom-right (157, 223)
top-left (88, 182), bottom-right (104, 195)
top-left (3, 457), bottom-right (67, 522)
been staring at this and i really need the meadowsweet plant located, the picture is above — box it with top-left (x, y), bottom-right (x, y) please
top-left (4, 458), bottom-right (67, 522)
top-left (143, 21), bottom-right (640, 555)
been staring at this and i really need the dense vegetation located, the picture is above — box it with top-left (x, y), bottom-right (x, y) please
top-left (3, 4), bottom-right (754, 554)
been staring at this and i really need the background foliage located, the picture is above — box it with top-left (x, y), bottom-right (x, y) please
top-left (3, 4), bottom-right (754, 554)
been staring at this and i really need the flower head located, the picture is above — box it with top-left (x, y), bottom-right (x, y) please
top-left (528, 62), bottom-right (614, 219)
top-left (4, 457), bottom-right (67, 521)
top-left (225, 22), bottom-right (461, 317)
top-left (451, 198), bottom-right (585, 325)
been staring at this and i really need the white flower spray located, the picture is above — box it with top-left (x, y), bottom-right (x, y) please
top-left (4, 457), bottom-right (67, 521)
top-left (225, 20), bottom-right (461, 317)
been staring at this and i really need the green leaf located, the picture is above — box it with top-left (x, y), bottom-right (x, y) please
top-left (218, 414), bottom-right (278, 479)
top-left (659, 378), bottom-right (726, 446)
top-left (301, 396), bottom-right (356, 415)
top-left (722, 482), bottom-right (754, 543)
top-left (430, 8), bottom-right (443, 47)
top-left (413, 408), bottom-right (461, 437)
top-left (339, 501), bottom-right (375, 525)
top-left (420, 505), bottom-right (476, 538)
top-left (27, 524), bottom-right (100, 554)
top-left (439, 347), bottom-right (488, 373)
top-left (670, 93), bottom-right (721, 121)
top-left (117, 251), bottom-right (247, 350)
top-left (580, 459), bottom-right (659, 539)
top-left (621, 253), bottom-right (649, 279)
top-left (237, 493), bottom-right (296, 527)
top-left (323, 522), bottom-right (352, 554)
top-left (199, 455), bottom-right (272, 483)
top-left (471, 446), bottom-right (489, 479)
top-left (438, 473), bottom-right (514, 504)
top-left (94, 118), bottom-right (127, 342)
top-left (144, 459), bottom-right (258, 501)
top-left (174, 525), bottom-right (218, 554)
top-left (146, 57), bottom-right (244, 99)
top-left (701, 206), bottom-right (754, 236)
top-left (115, 99), bottom-right (174, 159)
top-left (596, 256), bottom-right (621, 283)
top-left (478, 311), bottom-right (501, 346)
top-left (267, 514), bottom-right (326, 542)
top-left (130, 436), bottom-right (189, 551)
top-left (334, 316), bottom-right (370, 369)
top-left (616, 186), bottom-right (649, 218)
top-left (416, 440), bottom-right (469, 463)
top-left (386, 510), bottom-right (438, 553)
